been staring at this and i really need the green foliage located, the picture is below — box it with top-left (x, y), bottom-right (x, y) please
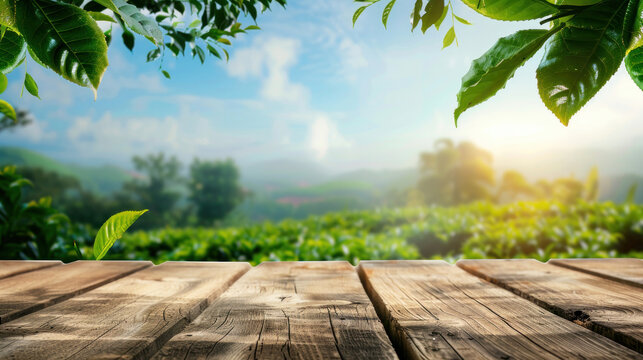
top-left (625, 46), bottom-right (643, 89)
top-left (93, 209), bottom-right (147, 260)
top-left (0, 0), bottom-right (286, 111)
top-left (455, 26), bottom-right (562, 123)
top-left (0, 99), bottom-right (15, 120)
top-left (0, 166), bottom-right (78, 260)
top-left (0, 29), bottom-right (26, 74)
top-left (353, 0), bottom-right (643, 125)
top-left (537, 0), bottom-right (629, 125)
top-left (101, 201), bottom-right (642, 264)
top-left (460, 0), bottom-right (557, 20)
top-left (23, 73), bottom-right (39, 99)
top-left (15, 0), bottom-right (109, 96)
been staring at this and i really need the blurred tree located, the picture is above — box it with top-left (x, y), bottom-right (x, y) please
top-left (417, 139), bottom-right (494, 205)
top-left (189, 158), bottom-right (245, 224)
top-left (123, 153), bottom-right (183, 228)
top-left (17, 167), bottom-right (81, 205)
top-left (62, 189), bottom-right (140, 229)
top-left (0, 110), bottom-right (32, 133)
top-left (497, 170), bottom-right (535, 202)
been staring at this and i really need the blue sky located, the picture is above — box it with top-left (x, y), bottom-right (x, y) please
top-left (1, 1), bottom-right (642, 176)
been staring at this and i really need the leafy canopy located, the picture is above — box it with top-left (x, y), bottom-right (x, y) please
top-left (0, 0), bottom-right (287, 114)
top-left (354, 0), bottom-right (643, 126)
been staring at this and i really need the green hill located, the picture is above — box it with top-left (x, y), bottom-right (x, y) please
top-left (0, 147), bottom-right (131, 194)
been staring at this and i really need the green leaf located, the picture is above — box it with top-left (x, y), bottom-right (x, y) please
top-left (0, 99), bottom-right (16, 120)
top-left (435, 6), bottom-right (449, 30)
top-left (546, 0), bottom-right (603, 5)
top-left (24, 73), bottom-right (39, 99)
top-left (245, 25), bottom-right (261, 30)
top-left (0, 29), bottom-right (26, 74)
top-left (412, 0), bottom-right (423, 31)
top-left (454, 15), bottom-right (471, 25)
top-left (421, 0), bottom-right (444, 33)
top-left (625, 46), bottom-right (643, 90)
top-left (162, 70), bottom-right (171, 79)
top-left (217, 38), bottom-right (232, 45)
top-left (28, 46), bottom-right (48, 69)
top-left (625, 0), bottom-right (642, 53)
top-left (122, 30), bottom-right (135, 51)
top-left (93, 210), bottom-right (147, 260)
top-left (382, 0), bottom-right (396, 28)
top-left (15, 0), bottom-right (108, 96)
top-left (455, 27), bottom-right (562, 124)
top-left (207, 45), bottom-right (222, 59)
top-left (94, 0), bottom-right (163, 44)
top-left (0, 73), bottom-right (6, 94)
top-left (442, 26), bottom-right (455, 48)
top-left (0, 0), bottom-right (16, 28)
top-left (87, 11), bottom-right (116, 22)
top-left (460, 0), bottom-right (558, 21)
top-left (537, 0), bottom-right (630, 125)
top-left (353, 5), bottom-right (370, 27)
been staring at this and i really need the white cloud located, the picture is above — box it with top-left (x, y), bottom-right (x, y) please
top-left (338, 38), bottom-right (368, 81)
top-left (2, 113), bottom-right (57, 143)
top-left (309, 114), bottom-right (351, 160)
top-left (227, 36), bottom-right (309, 103)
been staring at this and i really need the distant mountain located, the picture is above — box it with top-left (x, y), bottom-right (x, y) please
top-left (0, 147), bottom-right (132, 194)
top-left (240, 159), bottom-right (330, 191)
top-left (330, 168), bottom-right (418, 191)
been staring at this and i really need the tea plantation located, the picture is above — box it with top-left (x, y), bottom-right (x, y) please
top-left (99, 201), bottom-right (643, 264)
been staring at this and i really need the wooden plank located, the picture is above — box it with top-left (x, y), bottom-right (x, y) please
top-left (549, 258), bottom-right (643, 289)
top-left (0, 260), bottom-right (149, 324)
top-left (0, 260), bottom-right (61, 280)
top-left (458, 259), bottom-right (643, 354)
top-left (153, 261), bottom-right (398, 360)
top-left (0, 261), bottom-right (250, 359)
top-left (359, 260), bottom-right (640, 360)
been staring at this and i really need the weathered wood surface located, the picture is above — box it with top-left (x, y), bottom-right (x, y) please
top-left (549, 258), bottom-right (643, 288)
top-left (458, 259), bottom-right (643, 353)
top-left (0, 260), bottom-right (149, 324)
top-left (0, 261), bottom-right (61, 280)
top-left (0, 261), bottom-right (250, 360)
top-left (359, 260), bottom-right (640, 360)
top-left (153, 261), bottom-right (398, 360)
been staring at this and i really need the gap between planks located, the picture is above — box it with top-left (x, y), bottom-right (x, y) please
top-left (0, 261), bottom-right (250, 359)
top-left (458, 259), bottom-right (643, 354)
top-left (358, 260), bottom-right (641, 360)
top-left (0, 260), bottom-right (151, 324)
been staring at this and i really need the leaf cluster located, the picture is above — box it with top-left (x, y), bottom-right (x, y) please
top-left (354, 0), bottom-right (643, 125)
top-left (0, 0), bottom-right (287, 113)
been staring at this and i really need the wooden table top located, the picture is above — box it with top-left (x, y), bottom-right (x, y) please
top-left (0, 259), bottom-right (640, 359)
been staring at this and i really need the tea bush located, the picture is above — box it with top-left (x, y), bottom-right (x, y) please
top-left (97, 201), bottom-right (642, 264)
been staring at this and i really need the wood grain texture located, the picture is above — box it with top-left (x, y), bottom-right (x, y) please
top-left (0, 261), bottom-right (61, 280)
top-left (0, 260), bottom-right (149, 324)
top-left (153, 261), bottom-right (398, 360)
top-left (0, 261), bottom-right (250, 360)
top-left (359, 260), bottom-right (640, 360)
top-left (549, 258), bottom-right (643, 288)
top-left (458, 259), bottom-right (643, 354)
